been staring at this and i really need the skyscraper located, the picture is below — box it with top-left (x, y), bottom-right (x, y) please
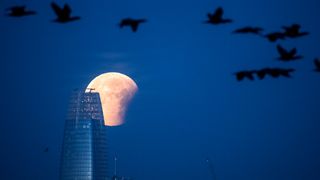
top-left (60, 90), bottom-right (108, 180)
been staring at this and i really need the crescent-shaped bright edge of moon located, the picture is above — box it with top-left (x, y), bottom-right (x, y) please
top-left (85, 72), bottom-right (138, 126)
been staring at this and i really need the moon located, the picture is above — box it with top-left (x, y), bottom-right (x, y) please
top-left (85, 72), bottom-right (138, 126)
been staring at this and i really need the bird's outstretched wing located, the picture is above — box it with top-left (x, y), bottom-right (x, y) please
top-left (279, 69), bottom-right (293, 77)
top-left (291, 24), bottom-right (301, 30)
top-left (233, 27), bottom-right (263, 34)
top-left (257, 71), bottom-right (266, 79)
top-left (299, 32), bottom-right (309, 36)
top-left (235, 71), bottom-right (254, 81)
top-left (138, 19), bottom-right (147, 23)
top-left (51, 2), bottom-right (62, 16)
top-left (289, 48), bottom-right (297, 56)
top-left (256, 68), bottom-right (270, 79)
top-left (7, 5), bottom-right (24, 11)
top-left (63, 4), bottom-right (72, 17)
top-left (314, 58), bottom-right (320, 69)
top-left (277, 45), bottom-right (288, 56)
top-left (214, 7), bottom-right (223, 18)
top-left (269, 69), bottom-right (281, 78)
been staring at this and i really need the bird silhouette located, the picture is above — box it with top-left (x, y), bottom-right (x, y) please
top-left (264, 32), bottom-right (286, 42)
top-left (257, 68), bottom-right (295, 79)
top-left (50, 2), bottom-right (80, 23)
top-left (283, 24), bottom-right (309, 38)
top-left (6, 5), bottom-right (36, 17)
top-left (314, 58), bottom-right (320, 72)
top-left (235, 70), bottom-right (255, 81)
top-left (276, 45), bottom-right (303, 61)
top-left (205, 7), bottom-right (233, 25)
top-left (119, 18), bottom-right (147, 32)
top-left (256, 68), bottom-right (273, 79)
top-left (276, 68), bottom-right (295, 77)
top-left (233, 26), bottom-right (263, 35)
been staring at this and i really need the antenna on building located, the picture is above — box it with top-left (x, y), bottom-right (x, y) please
top-left (206, 157), bottom-right (217, 180)
top-left (86, 88), bottom-right (95, 93)
top-left (112, 155), bottom-right (132, 180)
top-left (112, 155), bottom-right (118, 180)
top-left (114, 155), bottom-right (117, 177)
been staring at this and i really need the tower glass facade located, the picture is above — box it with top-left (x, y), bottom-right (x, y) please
top-left (60, 91), bottom-right (108, 180)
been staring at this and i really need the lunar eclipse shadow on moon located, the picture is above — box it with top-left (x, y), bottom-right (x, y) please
top-left (86, 72), bottom-right (138, 126)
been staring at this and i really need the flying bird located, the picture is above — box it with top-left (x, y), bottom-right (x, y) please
top-left (314, 58), bottom-right (320, 72)
top-left (233, 26), bottom-right (263, 35)
top-left (205, 7), bottom-right (233, 25)
top-left (276, 45), bottom-right (303, 61)
top-left (50, 2), bottom-right (80, 23)
top-left (256, 68), bottom-right (273, 79)
top-left (256, 68), bottom-right (282, 79)
top-left (275, 68), bottom-right (295, 78)
top-left (6, 5), bottom-right (36, 17)
top-left (283, 24), bottom-right (309, 38)
top-left (256, 68), bottom-right (295, 79)
top-left (234, 70), bottom-right (255, 81)
top-left (119, 18), bottom-right (147, 32)
top-left (264, 32), bottom-right (286, 42)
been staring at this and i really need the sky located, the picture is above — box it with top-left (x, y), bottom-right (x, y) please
top-left (1, 0), bottom-right (320, 179)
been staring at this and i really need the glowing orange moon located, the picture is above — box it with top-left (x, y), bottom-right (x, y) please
top-left (85, 72), bottom-right (138, 126)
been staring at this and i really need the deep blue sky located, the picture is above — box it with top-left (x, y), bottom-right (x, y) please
top-left (1, 0), bottom-right (320, 179)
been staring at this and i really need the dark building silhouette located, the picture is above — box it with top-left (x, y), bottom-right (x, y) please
top-left (60, 90), bottom-right (108, 180)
